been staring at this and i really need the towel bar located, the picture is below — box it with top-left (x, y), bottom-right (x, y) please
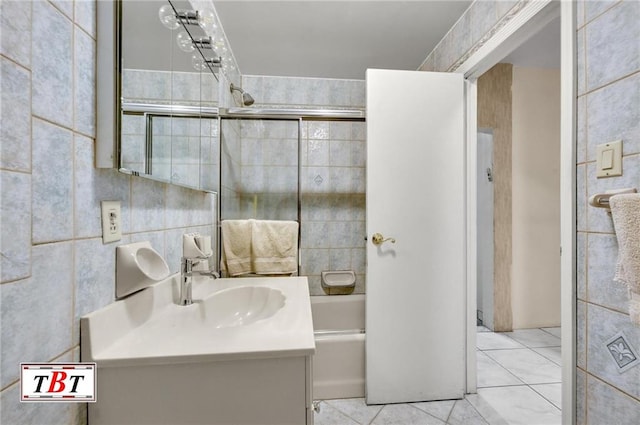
top-left (589, 188), bottom-right (637, 212)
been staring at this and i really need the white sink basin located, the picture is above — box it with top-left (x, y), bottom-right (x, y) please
top-left (201, 286), bottom-right (286, 328)
top-left (81, 275), bottom-right (315, 366)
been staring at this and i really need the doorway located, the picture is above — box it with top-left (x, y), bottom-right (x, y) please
top-left (471, 13), bottom-right (564, 423)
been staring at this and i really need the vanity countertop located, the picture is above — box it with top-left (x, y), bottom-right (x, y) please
top-left (81, 275), bottom-right (315, 367)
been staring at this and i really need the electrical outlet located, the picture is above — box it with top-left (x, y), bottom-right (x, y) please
top-left (101, 201), bottom-right (122, 243)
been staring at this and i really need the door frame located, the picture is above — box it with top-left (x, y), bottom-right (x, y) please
top-left (454, 1), bottom-right (575, 423)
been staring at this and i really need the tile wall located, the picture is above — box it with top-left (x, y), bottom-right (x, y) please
top-left (0, 1), bottom-right (215, 423)
top-left (419, 0), bottom-right (521, 72)
top-left (227, 119), bottom-right (299, 222)
top-left (576, 1), bottom-right (640, 423)
top-left (240, 75), bottom-right (367, 295)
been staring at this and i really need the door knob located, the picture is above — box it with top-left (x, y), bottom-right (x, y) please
top-left (371, 233), bottom-right (396, 246)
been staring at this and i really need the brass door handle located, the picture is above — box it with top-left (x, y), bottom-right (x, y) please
top-left (371, 233), bottom-right (396, 246)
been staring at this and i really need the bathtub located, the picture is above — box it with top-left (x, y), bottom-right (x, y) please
top-left (311, 294), bottom-right (365, 400)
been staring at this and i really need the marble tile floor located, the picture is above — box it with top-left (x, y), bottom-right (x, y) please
top-left (314, 327), bottom-right (561, 425)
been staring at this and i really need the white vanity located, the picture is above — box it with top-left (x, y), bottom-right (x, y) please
top-left (81, 275), bottom-right (315, 425)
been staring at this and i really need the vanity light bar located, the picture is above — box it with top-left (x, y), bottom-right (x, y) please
top-left (176, 10), bottom-right (199, 26)
top-left (192, 37), bottom-right (212, 49)
top-left (205, 58), bottom-right (222, 70)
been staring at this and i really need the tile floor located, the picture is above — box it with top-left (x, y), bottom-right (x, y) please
top-left (314, 327), bottom-right (562, 425)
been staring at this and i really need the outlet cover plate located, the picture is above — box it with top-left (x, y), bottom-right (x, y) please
top-left (101, 200), bottom-right (122, 243)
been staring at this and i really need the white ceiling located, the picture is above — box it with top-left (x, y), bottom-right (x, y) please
top-left (501, 16), bottom-right (560, 69)
top-left (124, 1), bottom-right (560, 79)
top-left (214, 1), bottom-right (473, 79)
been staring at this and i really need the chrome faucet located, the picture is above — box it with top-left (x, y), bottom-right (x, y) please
top-left (180, 256), bottom-right (219, 306)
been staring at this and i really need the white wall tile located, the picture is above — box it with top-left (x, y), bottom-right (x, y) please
top-left (577, 29), bottom-right (586, 96)
top-left (586, 73), bottom-right (639, 161)
top-left (74, 238), bottom-right (121, 323)
top-left (586, 372), bottom-right (640, 424)
top-left (74, 134), bottom-right (131, 238)
top-left (577, 232), bottom-right (587, 300)
top-left (470, 1), bottom-right (497, 46)
top-left (32, 119), bottom-right (74, 243)
top-left (0, 171), bottom-right (31, 282)
top-left (586, 303), bottom-right (640, 399)
top-left (1, 58), bottom-right (31, 171)
top-left (300, 248), bottom-right (329, 276)
top-left (577, 301), bottom-right (587, 369)
top-left (165, 185), bottom-right (213, 228)
top-left (587, 233), bottom-right (630, 313)
top-left (50, 0), bottom-right (73, 19)
top-left (496, 1), bottom-right (520, 19)
top-left (0, 242), bottom-right (73, 388)
top-left (0, 0), bottom-right (31, 68)
top-left (585, 0), bottom-right (623, 24)
top-left (576, 95), bottom-right (586, 163)
top-left (329, 140), bottom-right (351, 167)
top-left (307, 140), bottom-right (330, 166)
top-left (75, 0), bottom-right (96, 38)
top-left (130, 177), bottom-right (166, 232)
top-left (32, 1), bottom-right (73, 128)
top-left (576, 368), bottom-right (586, 425)
top-left (74, 26), bottom-right (96, 137)
top-left (586, 1), bottom-right (640, 90)
top-left (1, 379), bottom-right (82, 425)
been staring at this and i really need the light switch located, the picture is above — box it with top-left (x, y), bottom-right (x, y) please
top-left (596, 140), bottom-right (622, 178)
top-left (601, 149), bottom-right (613, 169)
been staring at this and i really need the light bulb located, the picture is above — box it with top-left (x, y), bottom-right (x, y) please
top-left (212, 39), bottom-right (227, 56)
top-left (197, 9), bottom-right (218, 34)
top-left (222, 60), bottom-right (235, 73)
top-left (191, 54), bottom-right (207, 71)
top-left (158, 5), bottom-right (179, 30)
top-left (176, 31), bottom-right (194, 53)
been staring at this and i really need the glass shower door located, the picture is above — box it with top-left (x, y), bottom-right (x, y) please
top-left (220, 118), bottom-right (299, 221)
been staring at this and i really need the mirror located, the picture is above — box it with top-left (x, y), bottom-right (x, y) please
top-left (111, 0), bottom-right (223, 192)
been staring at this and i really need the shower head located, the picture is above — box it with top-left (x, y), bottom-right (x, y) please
top-left (230, 83), bottom-right (255, 106)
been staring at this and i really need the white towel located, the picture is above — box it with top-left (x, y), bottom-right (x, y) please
top-left (610, 194), bottom-right (640, 325)
top-left (221, 219), bottom-right (298, 276)
top-left (250, 220), bottom-right (299, 275)
top-left (221, 220), bottom-right (253, 276)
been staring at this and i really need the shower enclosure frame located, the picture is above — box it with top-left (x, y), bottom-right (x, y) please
top-left (216, 107), bottom-right (366, 277)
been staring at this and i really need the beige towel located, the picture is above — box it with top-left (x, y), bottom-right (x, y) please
top-left (610, 194), bottom-right (640, 325)
top-left (250, 220), bottom-right (299, 275)
top-left (221, 220), bottom-right (253, 276)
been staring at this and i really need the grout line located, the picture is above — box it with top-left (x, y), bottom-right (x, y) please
top-left (368, 404), bottom-right (384, 425)
top-left (480, 352), bottom-right (528, 387)
top-left (586, 372), bottom-right (640, 403)
top-left (0, 53), bottom-right (32, 73)
top-left (581, 69), bottom-right (640, 98)
top-left (579, 0), bottom-right (624, 30)
top-left (529, 383), bottom-right (562, 410)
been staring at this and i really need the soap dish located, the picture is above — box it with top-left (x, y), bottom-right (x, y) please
top-left (116, 241), bottom-right (170, 299)
top-left (321, 270), bottom-right (356, 295)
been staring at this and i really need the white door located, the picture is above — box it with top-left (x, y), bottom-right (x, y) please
top-left (366, 69), bottom-right (465, 404)
top-left (477, 130), bottom-right (494, 330)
